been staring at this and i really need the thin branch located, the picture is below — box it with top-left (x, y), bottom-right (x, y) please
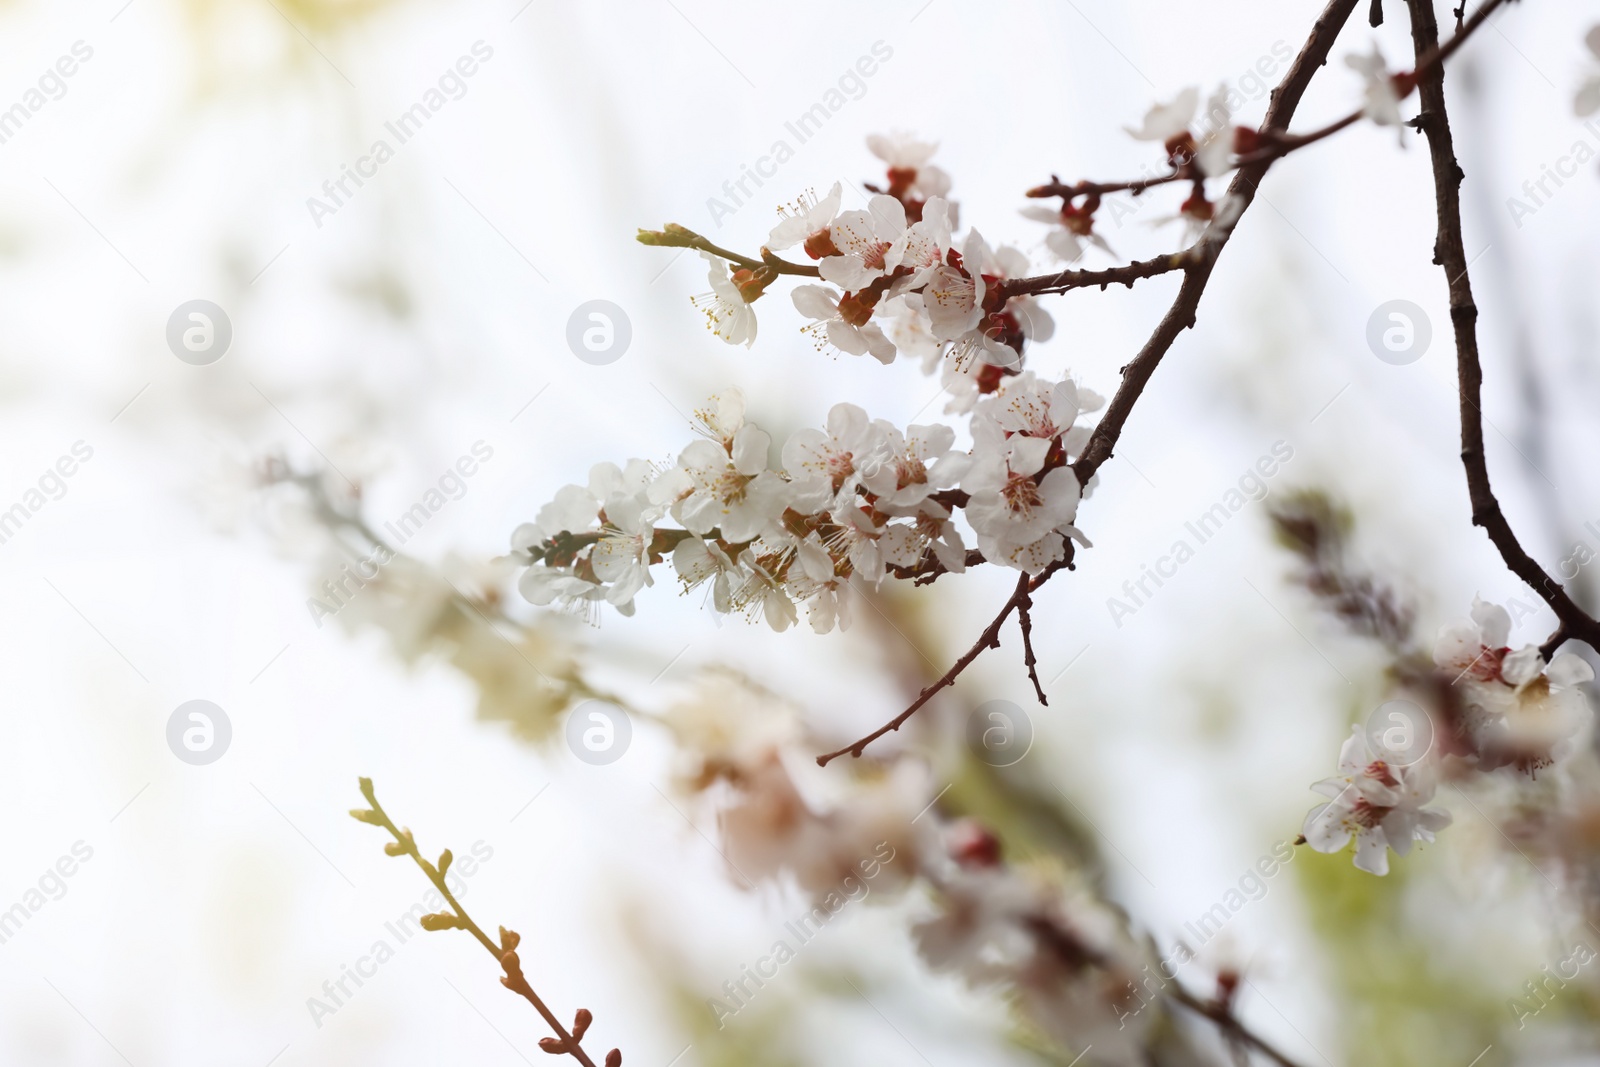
top-left (636, 223), bottom-right (820, 276)
top-left (817, 563), bottom-right (1067, 766)
top-left (997, 249), bottom-right (1192, 299)
top-left (1017, 578), bottom-right (1047, 706)
top-left (1170, 985), bottom-right (1309, 1067)
top-left (351, 779), bottom-right (619, 1067)
top-left (1402, 0), bottom-right (1600, 660)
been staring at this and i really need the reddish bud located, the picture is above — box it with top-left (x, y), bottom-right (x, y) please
top-left (949, 819), bottom-right (1003, 868)
top-left (836, 291), bottom-right (875, 328)
top-left (572, 1008), bottom-right (593, 1041)
top-left (803, 228), bottom-right (840, 259)
top-left (606, 1050), bottom-right (623, 1067)
top-left (539, 1037), bottom-right (566, 1054)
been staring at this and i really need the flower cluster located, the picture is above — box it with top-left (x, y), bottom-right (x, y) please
top-left (1304, 597), bottom-right (1595, 875)
top-left (673, 133), bottom-right (1068, 409)
top-left (511, 378), bottom-right (1101, 629)
top-left (914, 821), bottom-right (1158, 1066)
top-left (665, 669), bottom-right (1166, 1065)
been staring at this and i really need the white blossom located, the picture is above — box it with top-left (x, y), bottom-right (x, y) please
top-left (690, 251), bottom-right (759, 347)
top-left (1303, 725), bottom-right (1451, 875)
top-left (767, 182), bottom-right (844, 252)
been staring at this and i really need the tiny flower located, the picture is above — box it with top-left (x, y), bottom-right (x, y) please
top-left (976, 371), bottom-right (1091, 445)
top-left (650, 393), bottom-right (790, 544)
top-left (1124, 87), bottom-right (1200, 145)
top-left (867, 131), bottom-right (954, 215)
top-left (781, 402), bottom-right (886, 508)
top-left (791, 284), bottom-right (898, 364)
top-left (884, 197), bottom-right (954, 287)
top-left (767, 182), bottom-right (844, 254)
top-left (1303, 725), bottom-right (1451, 875)
top-left (587, 491), bottom-right (656, 608)
top-left (923, 229), bottom-right (991, 342)
top-left (690, 252), bottom-right (760, 347)
top-left (673, 536), bottom-right (738, 614)
top-left (818, 194), bottom-right (906, 291)
top-left (961, 431), bottom-right (1084, 574)
top-left (860, 421), bottom-right (969, 509)
top-left (878, 501), bottom-right (968, 576)
top-left (1019, 202), bottom-right (1113, 264)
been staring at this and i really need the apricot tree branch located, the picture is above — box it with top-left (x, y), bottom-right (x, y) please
top-left (1401, 0), bottom-right (1600, 660)
top-left (815, 0), bottom-right (1366, 767)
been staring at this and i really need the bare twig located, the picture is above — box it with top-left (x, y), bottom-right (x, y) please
top-left (817, 563), bottom-right (1067, 766)
top-left (351, 779), bottom-right (620, 1067)
top-left (1017, 578), bottom-right (1048, 706)
top-left (1401, 0), bottom-right (1600, 661)
top-left (1170, 985), bottom-right (1308, 1067)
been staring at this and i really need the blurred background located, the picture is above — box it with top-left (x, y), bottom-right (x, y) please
top-left (3, 0), bottom-right (1600, 1063)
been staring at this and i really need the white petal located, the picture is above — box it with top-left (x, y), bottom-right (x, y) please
top-left (731, 424), bottom-right (772, 477)
top-left (1471, 596), bottom-right (1511, 648)
top-left (1502, 645), bottom-right (1544, 687)
top-left (1550, 653), bottom-right (1596, 687)
top-left (791, 285), bottom-right (839, 322)
top-left (1353, 829), bottom-right (1391, 875)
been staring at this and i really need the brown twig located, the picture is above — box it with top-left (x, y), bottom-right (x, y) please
top-left (636, 224), bottom-right (820, 277)
top-left (1170, 985), bottom-right (1308, 1067)
top-left (1017, 578), bottom-right (1048, 706)
top-left (351, 779), bottom-right (619, 1067)
top-left (817, 562), bottom-right (1068, 765)
top-left (997, 250), bottom-right (1192, 299)
top-left (1401, 0), bottom-right (1600, 661)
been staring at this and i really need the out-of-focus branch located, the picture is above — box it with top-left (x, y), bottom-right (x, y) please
top-left (1401, 0), bottom-right (1600, 661)
top-left (1170, 985), bottom-right (1309, 1067)
top-left (351, 779), bottom-right (620, 1067)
